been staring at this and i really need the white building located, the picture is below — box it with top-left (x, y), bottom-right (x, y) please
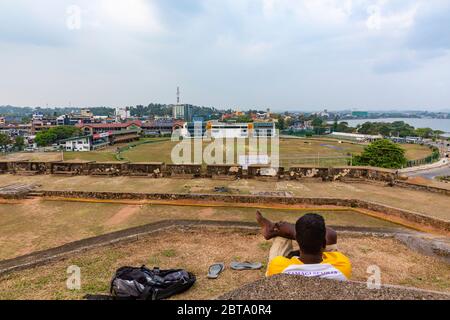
top-left (115, 107), bottom-right (131, 121)
top-left (172, 104), bottom-right (193, 122)
top-left (61, 136), bottom-right (91, 152)
top-left (56, 115), bottom-right (67, 126)
top-left (32, 112), bottom-right (44, 121)
top-left (329, 132), bottom-right (382, 142)
top-left (210, 123), bottom-right (250, 138)
top-left (182, 121), bottom-right (277, 139)
top-left (80, 108), bottom-right (93, 117)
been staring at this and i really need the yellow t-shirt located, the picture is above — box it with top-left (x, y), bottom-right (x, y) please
top-left (266, 252), bottom-right (352, 281)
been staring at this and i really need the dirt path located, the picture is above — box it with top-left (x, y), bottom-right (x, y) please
top-left (105, 205), bottom-right (142, 227)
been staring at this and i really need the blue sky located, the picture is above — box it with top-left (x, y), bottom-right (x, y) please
top-left (0, 0), bottom-right (449, 111)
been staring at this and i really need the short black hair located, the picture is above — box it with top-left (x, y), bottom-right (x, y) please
top-left (295, 213), bottom-right (327, 255)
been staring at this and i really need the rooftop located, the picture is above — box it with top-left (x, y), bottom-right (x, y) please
top-left (76, 121), bottom-right (142, 129)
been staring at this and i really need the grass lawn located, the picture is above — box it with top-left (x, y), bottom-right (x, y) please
top-left (93, 138), bottom-right (434, 166)
top-left (63, 151), bottom-right (117, 162)
top-left (402, 144), bottom-right (435, 160)
top-left (3, 137), bottom-right (432, 166)
top-left (0, 199), bottom-right (406, 261)
top-left (0, 228), bottom-right (448, 300)
top-left (63, 138), bottom-right (169, 162)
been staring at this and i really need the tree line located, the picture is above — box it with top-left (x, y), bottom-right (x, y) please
top-left (329, 119), bottom-right (444, 138)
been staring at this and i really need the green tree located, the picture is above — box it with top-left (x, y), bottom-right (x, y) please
top-left (433, 130), bottom-right (445, 138)
top-left (336, 121), bottom-right (353, 133)
top-left (353, 139), bottom-right (407, 169)
top-left (311, 117), bottom-right (324, 127)
top-left (35, 126), bottom-right (81, 147)
top-left (277, 117), bottom-right (286, 130)
top-left (415, 128), bottom-right (433, 138)
top-left (14, 136), bottom-right (25, 150)
top-left (357, 121), bottom-right (415, 137)
top-left (332, 118), bottom-right (338, 132)
top-left (0, 133), bottom-right (10, 149)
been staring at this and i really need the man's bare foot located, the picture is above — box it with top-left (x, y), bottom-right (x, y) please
top-left (256, 211), bottom-right (278, 240)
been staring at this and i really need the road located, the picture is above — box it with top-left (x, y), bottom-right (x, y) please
top-left (406, 163), bottom-right (450, 180)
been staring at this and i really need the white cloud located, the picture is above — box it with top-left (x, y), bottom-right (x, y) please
top-left (97, 0), bottom-right (164, 33)
top-left (261, 0), bottom-right (353, 25)
top-left (0, 0), bottom-right (449, 110)
top-left (366, 1), bottom-right (419, 32)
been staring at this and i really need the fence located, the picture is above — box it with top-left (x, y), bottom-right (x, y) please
top-left (406, 149), bottom-right (440, 168)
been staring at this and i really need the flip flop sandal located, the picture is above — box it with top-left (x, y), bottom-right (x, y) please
top-left (207, 263), bottom-right (225, 279)
top-left (230, 261), bottom-right (263, 271)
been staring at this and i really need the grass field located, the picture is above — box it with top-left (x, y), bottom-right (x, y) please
top-left (0, 199), bottom-right (405, 261)
top-left (1, 175), bottom-right (449, 220)
top-left (1, 137), bottom-right (432, 166)
top-left (0, 228), bottom-right (448, 300)
top-left (62, 137), bottom-right (433, 167)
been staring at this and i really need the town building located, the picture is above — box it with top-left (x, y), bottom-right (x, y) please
top-left (0, 123), bottom-right (32, 139)
top-left (390, 136), bottom-right (423, 144)
top-left (80, 108), bottom-right (93, 117)
top-left (76, 121), bottom-right (142, 135)
top-left (289, 120), bottom-right (314, 131)
top-left (141, 120), bottom-right (184, 136)
top-left (172, 104), bottom-right (193, 122)
top-left (181, 121), bottom-right (277, 138)
top-left (61, 135), bottom-right (92, 152)
top-left (352, 111), bottom-right (369, 118)
top-left (74, 121), bottom-right (142, 148)
top-left (115, 107), bottom-right (131, 121)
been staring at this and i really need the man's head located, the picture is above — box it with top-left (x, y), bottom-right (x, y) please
top-left (295, 213), bottom-right (327, 255)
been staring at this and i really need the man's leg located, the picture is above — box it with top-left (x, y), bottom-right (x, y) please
top-left (268, 237), bottom-right (294, 262)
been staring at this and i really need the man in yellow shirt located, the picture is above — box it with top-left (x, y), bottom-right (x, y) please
top-left (256, 211), bottom-right (351, 281)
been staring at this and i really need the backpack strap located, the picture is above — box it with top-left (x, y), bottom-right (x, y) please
top-left (137, 285), bottom-right (154, 300)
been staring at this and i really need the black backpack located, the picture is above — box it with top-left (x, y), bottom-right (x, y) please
top-left (110, 266), bottom-right (196, 300)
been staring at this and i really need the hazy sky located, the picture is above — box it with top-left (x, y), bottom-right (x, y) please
top-left (1, 0), bottom-right (450, 111)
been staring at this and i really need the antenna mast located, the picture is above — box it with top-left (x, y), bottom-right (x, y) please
top-left (177, 86), bottom-right (180, 104)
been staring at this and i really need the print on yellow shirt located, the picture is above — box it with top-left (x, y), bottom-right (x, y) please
top-left (266, 252), bottom-right (352, 281)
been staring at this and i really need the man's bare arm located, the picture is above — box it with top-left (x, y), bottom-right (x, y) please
top-left (256, 211), bottom-right (337, 245)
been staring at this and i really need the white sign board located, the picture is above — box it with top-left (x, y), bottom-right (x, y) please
top-left (238, 155), bottom-right (269, 170)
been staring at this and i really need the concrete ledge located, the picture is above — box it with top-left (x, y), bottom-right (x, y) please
top-left (127, 162), bottom-right (164, 177)
top-left (395, 181), bottom-right (450, 196)
top-left (218, 274), bottom-right (450, 300)
top-left (51, 161), bottom-right (93, 175)
top-left (0, 220), bottom-right (259, 276)
top-left (1, 160), bottom-right (450, 195)
top-left (165, 164), bottom-right (202, 177)
top-left (88, 162), bottom-right (129, 176)
top-left (206, 165), bottom-right (242, 179)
